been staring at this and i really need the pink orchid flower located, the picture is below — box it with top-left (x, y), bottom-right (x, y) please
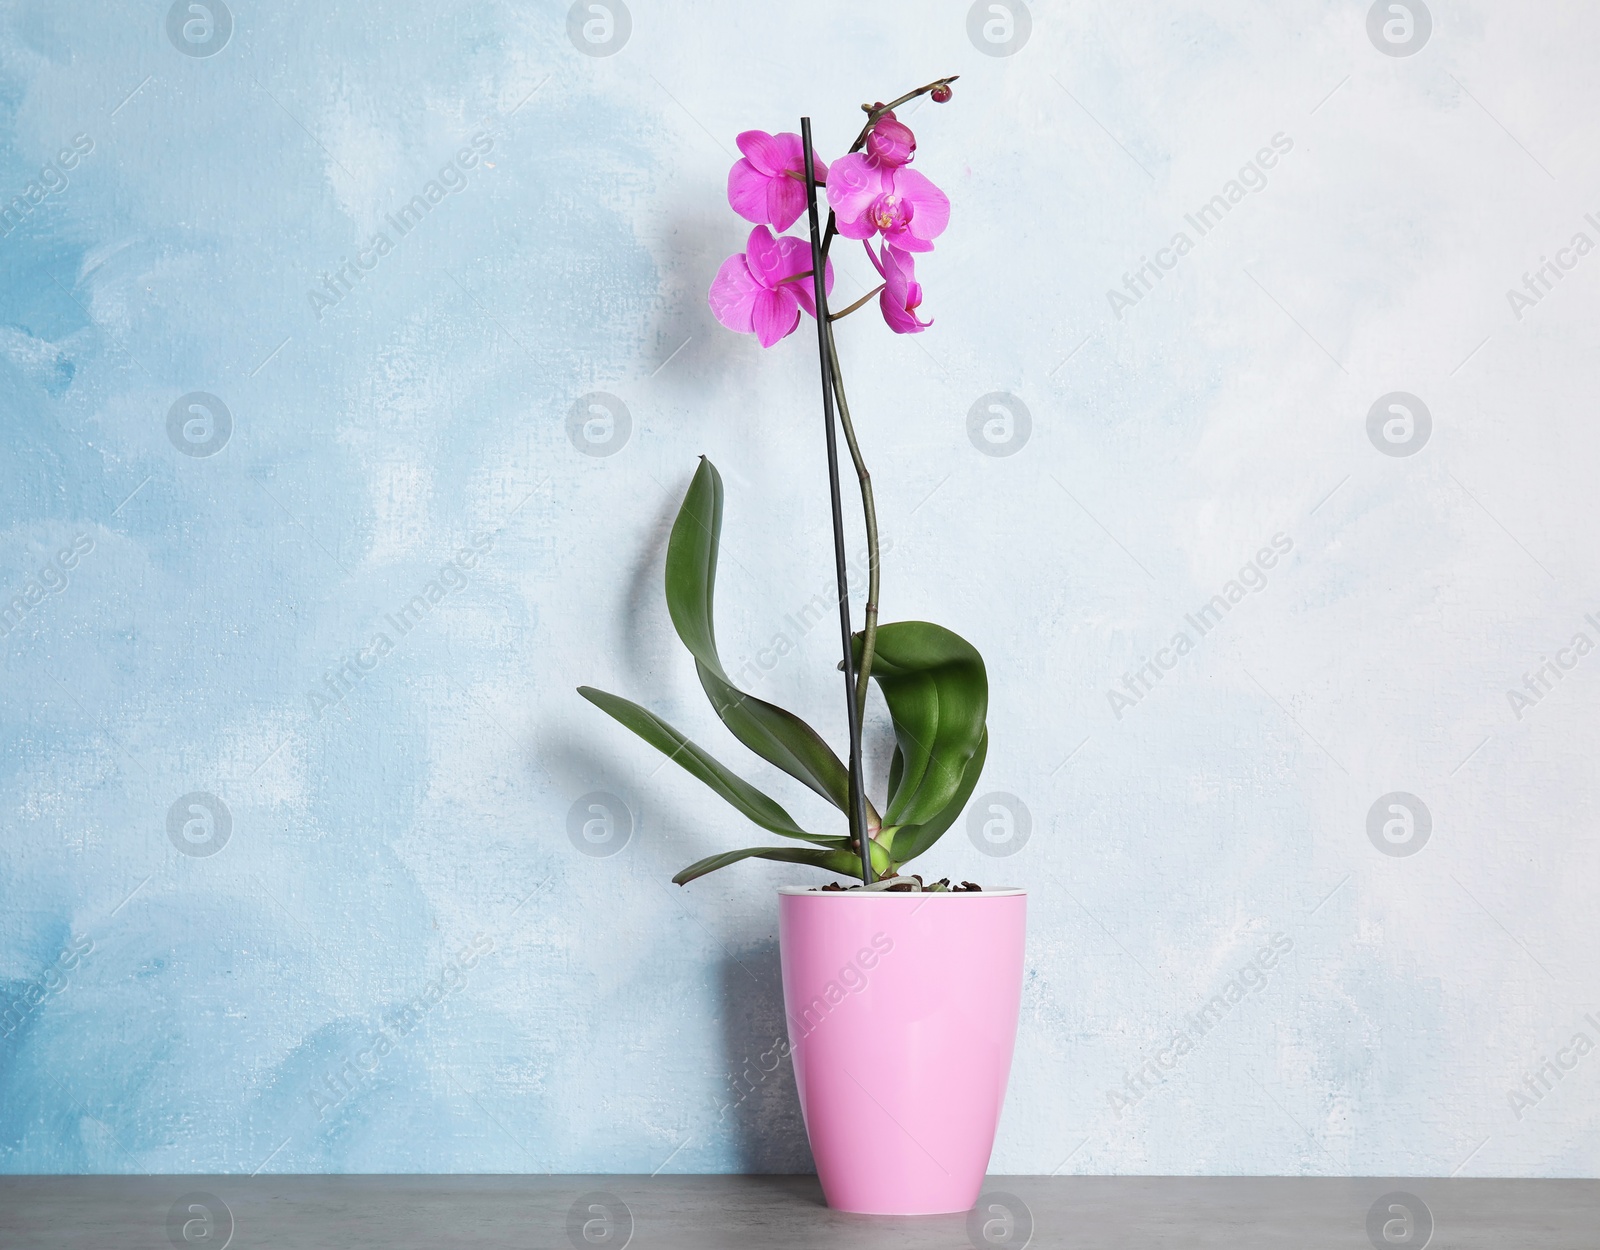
top-left (826, 158), bottom-right (949, 253)
top-left (709, 225), bottom-right (834, 348)
top-left (872, 244), bottom-right (931, 334)
top-left (727, 131), bottom-right (830, 233)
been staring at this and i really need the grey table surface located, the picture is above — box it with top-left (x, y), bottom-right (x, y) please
top-left (1, 1175), bottom-right (1594, 1249)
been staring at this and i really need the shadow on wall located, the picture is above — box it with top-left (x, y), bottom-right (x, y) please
top-left (619, 481), bottom-right (682, 687)
top-left (717, 940), bottom-right (813, 1173)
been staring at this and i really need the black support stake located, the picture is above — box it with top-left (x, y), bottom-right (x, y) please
top-left (799, 116), bottom-right (872, 886)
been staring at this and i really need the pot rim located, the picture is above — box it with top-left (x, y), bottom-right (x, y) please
top-left (777, 885), bottom-right (1026, 897)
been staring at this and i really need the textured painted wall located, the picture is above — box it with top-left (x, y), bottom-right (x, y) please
top-left (2, 0), bottom-right (1598, 1178)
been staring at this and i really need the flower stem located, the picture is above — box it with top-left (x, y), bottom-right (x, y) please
top-left (828, 285), bottom-right (886, 321)
top-left (846, 75), bottom-right (960, 154)
top-left (824, 319), bottom-right (879, 727)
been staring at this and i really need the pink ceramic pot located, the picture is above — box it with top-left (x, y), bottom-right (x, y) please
top-left (777, 886), bottom-right (1027, 1215)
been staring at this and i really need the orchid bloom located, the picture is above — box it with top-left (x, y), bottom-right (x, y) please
top-left (826, 163), bottom-right (949, 252)
top-left (872, 244), bottom-right (931, 334)
top-left (825, 113), bottom-right (949, 253)
top-left (727, 130), bottom-right (829, 233)
top-left (708, 225), bottom-right (833, 348)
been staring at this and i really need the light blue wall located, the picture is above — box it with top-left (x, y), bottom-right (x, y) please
top-left (3, 0), bottom-right (1598, 1176)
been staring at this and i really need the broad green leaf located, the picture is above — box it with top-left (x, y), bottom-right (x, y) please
top-left (886, 727), bottom-right (987, 864)
top-left (673, 841), bottom-right (889, 886)
top-left (577, 686), bottom-right (837, 845)
top-left (852, 621), bottom-right (987, 831)
top-left (667, 458), bottom-right (879, 827)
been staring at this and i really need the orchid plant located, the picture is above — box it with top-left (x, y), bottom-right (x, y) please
top-left (579, 78), bottom-right (988, 888)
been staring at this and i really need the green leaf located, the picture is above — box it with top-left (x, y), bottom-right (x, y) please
top-left (672, 841), bottom-right (890, 886)
top-left (577, 686), bottom-right (838, 845)
top-left (666, 458), bottom-right (877, 826)
top-left (886, 727), bottom-right (987, 864)
top-left (853, 620), bottom-right (988, 834)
